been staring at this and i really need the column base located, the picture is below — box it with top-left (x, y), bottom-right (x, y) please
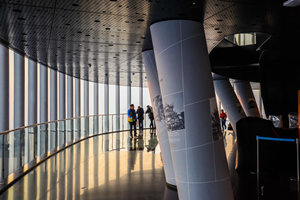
top-left (166, 182), bottom-right (177, 190)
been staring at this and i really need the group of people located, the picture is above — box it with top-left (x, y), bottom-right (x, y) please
top-left (128, 104), bottom-right (229, 137)
top-left (128, 104), bottom-right (155, 138)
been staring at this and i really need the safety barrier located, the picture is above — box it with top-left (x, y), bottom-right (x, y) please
top-left (0, 113), bottom-right (153, 193)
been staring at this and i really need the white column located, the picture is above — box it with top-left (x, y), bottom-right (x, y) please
top-left (104, 76), bottom-right (109, 132)
top-left (127, 75), bottom-right (131, 130)
top-left (83, 80), bottom-right (89, 116)
top-left (58, 72), bottom-right (66, 120)
top-left (213, 75), bottom-right (246, 131)
top-left (151, 20), bottom-right (233, 200)
top-left (49, 69), bottom-right (57, 121)
top-left (0, 44), bottom-right (9, 179)
top-left (142, 50), bottom-right (176, 186)
top-left (39, 64), bottom-right (48, 123)
top-left (67, 75), bottom-right (73, 118)
top-left (10, 52), bottom-right (25, 171)
top-left (37, 63), bottom-right (48, 159)
top-left (116, 73), bottom-right (120, 131)
top-left (94, 83), bottom-right (99, 116)
top-left (0, 44), bottom-right (9, 132)
top-left (74, 78), bottom-right (80, 117)
top-left (234, 80), bottom-right (260, 117)
top-left (25, 59), bottom-right (37, 164)
top-left (74, 77), bottom-right (80, 141)
top-left (47, 68), bottom-right (57, 152)
top-left (139, 72), bottom-right (143, 107)
top-left (83, 80), bottom-right (89, 136)
top-left (58, 72), bottom-right (66, 146)
top-left (94, 82), bottom-right (99, 134)
top-left (213, 74), bottom-right (246, 173)
top-left (127, 75), bottom-right (131, 107)
top-left (14, 52), bottom-right (25, 128)
top-left (27, 59), bottom-right (37, 125)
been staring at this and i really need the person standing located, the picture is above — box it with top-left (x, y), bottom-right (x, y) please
top-left (146, 105), bottom-right (154, 129)
top-left (220, 109), bottom-right (227, 131)
top-left (137, 106), bottom-right (144, 131)
top-left (128, 104), bottom-right (137, 138)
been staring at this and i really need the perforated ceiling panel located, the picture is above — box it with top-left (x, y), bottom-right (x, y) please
top-left (0, 0), bottom-right (284, 86)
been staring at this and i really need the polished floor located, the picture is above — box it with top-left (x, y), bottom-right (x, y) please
top-left (1, 129), bottom-right (299, 200)
top-left (0, 129), bottom-right (178, 200)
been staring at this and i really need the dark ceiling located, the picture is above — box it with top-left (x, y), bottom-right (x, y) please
top-left (0, 0), bottom-right (285, 86)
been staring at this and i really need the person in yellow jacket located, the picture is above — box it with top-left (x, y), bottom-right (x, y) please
top-left (128, 104), bottom-right (137, 138)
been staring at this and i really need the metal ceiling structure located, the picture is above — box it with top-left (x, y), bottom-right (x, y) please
top-left (0, 0), bottom-right (285, 86)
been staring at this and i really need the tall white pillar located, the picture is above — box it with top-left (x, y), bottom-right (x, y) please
top-left (37, 64), bottom-right (48, 158)
top-left (127, 75), bottom-right (131, 107)
top-left (234, 80), bottom-right (260, 117)
top-left (66, 75), bottom-right (73, 143)
top-left (74, 78), bottom-right (80, 117)
top-left (24, 59), bottom-right (37, 164)
top-left (27, 60), bottom-right (37, 125)
top-left (83, 81), bottom-right (89, 116)
top-left (0, 44), bottom-right (9, 179)
top-left (39, 64), bottom-right (48, 123)
top-left (14, 52), bottom-right (25, 128)
top-left (67, 75), bottom-right (73, 118)
top-left (83, 80), bottom-right (89, 136)
top-left (94, 82), bottom-right (99, 134)
top-left (0, 44), bottom-right (9, 132)
top-left (58, 72), bottom-right (66, 120)
top-left (213, 75), bottom-right (246, 131)
top-left (139, 72), bottom-right (143, 107)
top-left (49, 69), bottom-right (57, 121)
top-left (142, 50), bottom-right (176, 186)
top-left (47, 68), bottom-right (57, 152)
top-left (104, 76), bottom-right (109, 132)
top-left (127, 75), bottom-right (131, 130)
top-left (10, 52), bottom-right (25, 171)
top-left (213, 74), bottom-right (246, 173)
top-left (116, 73), bottom-right (120, 131)
top-left (94, 83), bottom-right (99, 116)
top-left (74, 77), bottom-right (80, 141)
top-left (151, 20), bottom-right (233, 200)
top-left (58, 72), bottom-right (66, 146)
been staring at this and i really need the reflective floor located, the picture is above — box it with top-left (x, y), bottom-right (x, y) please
top-left (0, 129), bottom-right (178, 200)
top-left (1, 128), bottom-right (299, 200)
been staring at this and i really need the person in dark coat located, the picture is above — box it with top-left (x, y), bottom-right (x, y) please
top-left (146, 105), bottom-right (154, 129)
top-left (136, 106), bottom-right (144, 131)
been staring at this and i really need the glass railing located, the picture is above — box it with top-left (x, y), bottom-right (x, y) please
top-left (0, 113), bottom-right (153, 190)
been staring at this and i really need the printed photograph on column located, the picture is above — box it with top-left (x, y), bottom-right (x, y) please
top-left (163, 92), bottom-right (185, 132)
top-left (153, 95), bottom-right (164, 122)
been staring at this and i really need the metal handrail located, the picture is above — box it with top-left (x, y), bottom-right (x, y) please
top-left (0, 113), bottom-right (128, 135)
top-left (0, 113), bottom-right (150, 193)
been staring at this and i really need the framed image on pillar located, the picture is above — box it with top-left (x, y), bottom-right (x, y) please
top-left (153, 95), bottom-right (164, 122)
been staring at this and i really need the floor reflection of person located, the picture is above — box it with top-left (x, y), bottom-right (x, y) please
top-left (128, 138), bottom-right (137, 171)
top-left (138, 137), bottom-right (144, 151)
top-left (146, 130), bottom-right (158, 152)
